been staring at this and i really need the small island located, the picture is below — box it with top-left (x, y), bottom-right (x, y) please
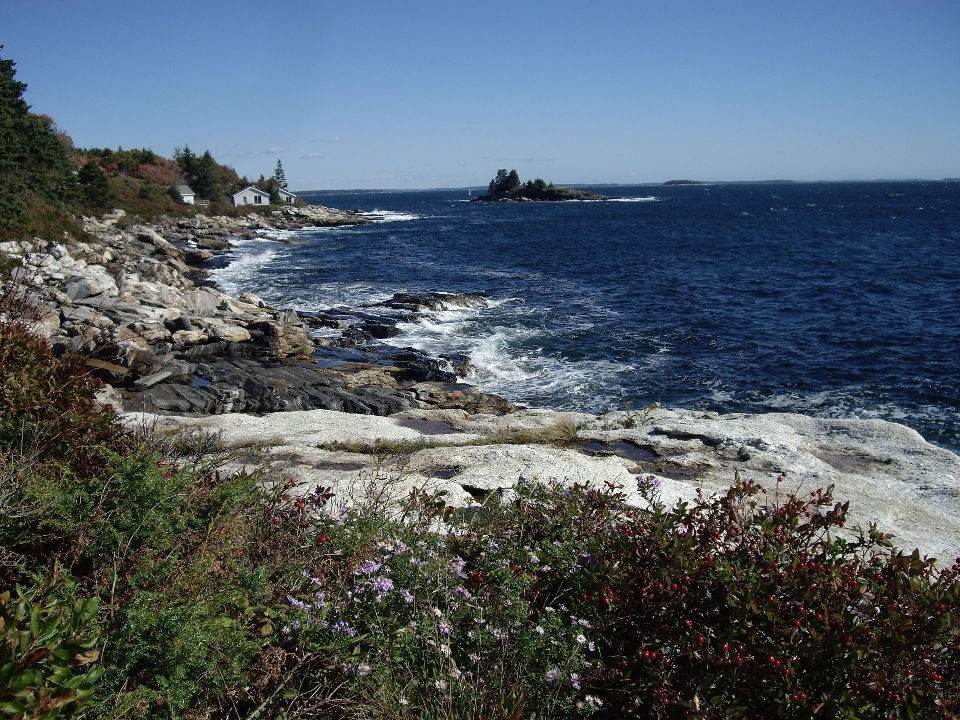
top-left (472, 168), bottom-right (607, 201)
top-left (663, 179), bottom-right (702, 185)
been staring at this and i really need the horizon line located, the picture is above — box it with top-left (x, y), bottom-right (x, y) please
top-left (291, 177), bottom-right (960, 194)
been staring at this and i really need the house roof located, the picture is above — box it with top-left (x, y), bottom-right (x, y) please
top-left (176, 185), bottom-right (195, 195)
top-left (278, 188), bottom-right (296, 197)
top-left (232, 186), bottom-right (271, 198)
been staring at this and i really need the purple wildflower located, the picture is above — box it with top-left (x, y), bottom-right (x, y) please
top-left (449, 556), bottom-right (468, 578)
top-left (356, 559), bottom-right (383, 575)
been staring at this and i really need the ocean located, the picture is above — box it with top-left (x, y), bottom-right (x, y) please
top-left (210, 181), bottom-right (960, 453)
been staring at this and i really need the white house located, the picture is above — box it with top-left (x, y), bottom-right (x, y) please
top-left (231, 186), bottom-right (271, 206)
top-left (278, 189), bottom-right (297, 204)
top-left (176, 185), bottom-right (196, 204)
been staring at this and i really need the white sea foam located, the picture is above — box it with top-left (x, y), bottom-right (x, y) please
top-left (274, 284), bottom-right (395, 315)
top-left (208, 238), bottom-right (283, 297)
top-left (383, 304), bottom-right (634, 413)
top-left (256, 228), bottom-right (301, 241)
top-left (607, 196), bottom-right (659, 203)
top-left (362, 210), bottom-right (421, 223)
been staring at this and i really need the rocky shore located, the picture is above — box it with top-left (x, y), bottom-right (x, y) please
top-left (4, 204), bottom-right (959, 565)
top-left (2, 206), bottom-right (514, 417)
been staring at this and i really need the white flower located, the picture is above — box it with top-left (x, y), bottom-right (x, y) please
top-left (535, 625), bottom-right (545, 635)
top-left (435, 679), bottom-right (448, 691)
top-left (576, 634), bottom-right (587, 644)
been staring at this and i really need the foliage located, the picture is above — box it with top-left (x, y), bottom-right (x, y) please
top-left (265, 470), bottom-right (960, 719)
top-left (277, 478), bottom-right (603, 719)
top-left (173, 145), bottom-right (244, 206)
top-left (0, 321), bottom-right (128, 488)
top-left (481, 170), bottom-right (589, 201)
top-left (77, 161), bottom-right (112, 210)
top-left (587, 477), bottom-right (960, 719)
top-left (274, 159), bottom-right (288, 190)
top-left (0, 567), bottom-right (103, 720)
top-left (489, 169), bottom-right (522, 195)
top-left (0, 47), bottom-right (81, 240)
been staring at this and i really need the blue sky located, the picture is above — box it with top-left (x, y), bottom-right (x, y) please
top-left (5, 1), bottom-right (959, 190)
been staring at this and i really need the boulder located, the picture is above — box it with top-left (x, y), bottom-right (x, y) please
top-left (64, 266), bottom-right (118, 301)
top-left (202, 318), bottom-right (252, 343)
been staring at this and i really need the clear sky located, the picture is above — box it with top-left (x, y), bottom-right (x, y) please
top-left (5, 1), bottom-right (959, 190)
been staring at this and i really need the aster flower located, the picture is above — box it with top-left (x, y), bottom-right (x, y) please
top-left (449, 556), bottom-right (468, 578)
top-left (435, 679), bottom-right (448, 691)
top-left (544, 668), bottom-right (561, 682)
top-left (355, 559), bottom-right (382, 575)
top-left (585, 695), bottom-right (603, 709)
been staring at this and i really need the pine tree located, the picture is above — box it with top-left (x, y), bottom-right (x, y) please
top-left (0, 46), bottom-right (80, 235)
top-left (273, 159), bottom-right (287, 190)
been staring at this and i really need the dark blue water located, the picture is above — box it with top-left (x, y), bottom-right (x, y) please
top-left (212, 181), bottom-right (960, 452)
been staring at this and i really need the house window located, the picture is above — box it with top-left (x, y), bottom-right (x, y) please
top-left (255, 195), bottom-right (262, 204)
top-left (243, 197), bottom-right (249, 204)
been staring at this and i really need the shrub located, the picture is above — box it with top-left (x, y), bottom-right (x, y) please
top-left (0, 566), bottom-right (103, 719)
top-left (278, 480), bottom-right (604, 719)
top-left (586, 476), bottom-right (960, 718)
top-left (0, 321), bottom-right (128, 481)
top-left (270, 470), bottom-right (959, 719)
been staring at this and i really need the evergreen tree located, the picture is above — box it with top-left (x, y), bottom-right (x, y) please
top-left (191, 150), bottom-right (218, 200)
top-left (174, 145), bottom-right (196, 180)
top-left (273, 159), bottom-right (287, 190)
top-left (488, 168), bottom-right (522, 195)
top-left (0, 46), bottom-right (80, 235)
top-left (78, 160), bottom-right (112, 209)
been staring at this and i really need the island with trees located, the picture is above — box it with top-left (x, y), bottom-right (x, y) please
top-left (472, 169), bottom-right (607, 202)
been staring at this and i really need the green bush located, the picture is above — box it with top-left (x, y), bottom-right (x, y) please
top-left (0, 322), bottom-right (128, 482)
top-left (0, 567), bottom-right (103, 719)
top-left (269, 471), bottom-right (960, 719)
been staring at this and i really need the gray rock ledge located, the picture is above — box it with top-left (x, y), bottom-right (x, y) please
top-left (128, 405), bottom-right (960, 567)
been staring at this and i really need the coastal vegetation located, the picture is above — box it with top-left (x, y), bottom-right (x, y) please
top-left (1, 46), bottom-right (959, 719)
top-left (0, 46), bottom-right (293, 243)
top-left (474, 169), bottom-right (607, 202)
